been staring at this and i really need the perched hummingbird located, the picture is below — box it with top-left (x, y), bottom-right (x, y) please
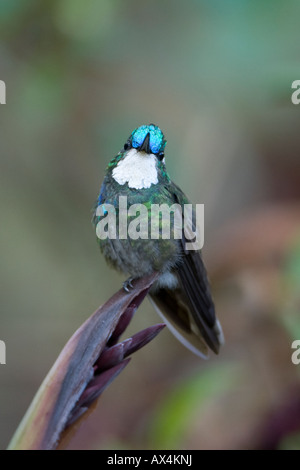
top-left (93, 124), bottom-right (224, 358)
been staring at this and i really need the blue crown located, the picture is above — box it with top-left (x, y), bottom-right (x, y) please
top-left (131, 124), bottom-right (166, 154)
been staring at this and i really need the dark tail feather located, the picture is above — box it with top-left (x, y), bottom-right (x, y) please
top-left (149, 287), bottom-right (210, 358)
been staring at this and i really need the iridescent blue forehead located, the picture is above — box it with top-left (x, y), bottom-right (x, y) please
top-left (131, 124), bottom-right (166, 154)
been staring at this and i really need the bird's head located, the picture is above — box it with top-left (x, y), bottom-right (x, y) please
top-left (109, 124), bottom-right (168, 189)
top-left (123, 124), bottom-right (166, 161)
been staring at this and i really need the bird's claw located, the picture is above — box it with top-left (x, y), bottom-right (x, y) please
top-left (123, 277), bottom-right (134, 293)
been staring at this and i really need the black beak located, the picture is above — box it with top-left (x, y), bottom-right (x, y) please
top-left (139, 132), bottom-right (151, 153)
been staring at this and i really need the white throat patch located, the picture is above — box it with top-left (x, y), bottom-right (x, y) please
top-left (112, 148), bottom-right (158, 189)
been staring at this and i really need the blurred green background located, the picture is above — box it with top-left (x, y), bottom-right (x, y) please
top-left (1, 0), bottom-right (300, 450)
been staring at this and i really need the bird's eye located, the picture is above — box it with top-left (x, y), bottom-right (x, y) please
top-left (157, 151), bottom-right (164, 161)
top-left (124, 141), bottom-right (131, 151)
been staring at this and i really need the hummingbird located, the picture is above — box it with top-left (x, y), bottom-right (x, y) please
top-left (93, 124), bottom-right (224, 358)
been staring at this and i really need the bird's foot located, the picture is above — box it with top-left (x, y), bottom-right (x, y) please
top-left (123, 277), bottom-right (135, 293)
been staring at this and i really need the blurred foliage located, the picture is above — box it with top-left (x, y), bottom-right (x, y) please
top-left (279, 431), bottom-right (300, 450)
top-left (1, 0), bottom-right (300, 450)
top-left (149, 364), bottom-right (237, 449)
top-left (281, 238), bottom-right (300, 345)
